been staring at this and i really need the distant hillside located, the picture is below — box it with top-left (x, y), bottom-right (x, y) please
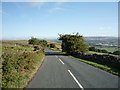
top-left (84, 36), bottom-right (118, 41)
top-left (44, 36), bottom-right (118, 47)
top-left (1, 36), bottom-right (118, 47)
top-left (84, 37), bottom-right (118, 47)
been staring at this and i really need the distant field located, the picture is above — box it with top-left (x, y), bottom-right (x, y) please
top-left (88, 51), bottom-right (107, 55)
top-left (96, 47), bottom-right (117, 52)
top-left (0, 40), bottom-right (28, 45)
top-left (47, 41), bottom-right (61, 49)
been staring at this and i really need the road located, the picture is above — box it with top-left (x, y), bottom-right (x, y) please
top-left (27, 49), bottom-right (119, 89)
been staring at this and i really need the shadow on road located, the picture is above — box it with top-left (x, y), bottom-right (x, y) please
top-left (45, 52), bottom-right (67, 56)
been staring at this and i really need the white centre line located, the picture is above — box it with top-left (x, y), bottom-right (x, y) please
top-left (59, 58), bottom-right (64, 64)
top-left (55, 55), bottom-right (64, 65)
top-left (55, 55), bottom-right (58, 58)
top-left (68, 70), bottom-right (84, 90)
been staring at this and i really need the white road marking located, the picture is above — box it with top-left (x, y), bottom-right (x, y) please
top-left (59, 58), bottom-right (64, 64)
top-left (55, 55), bottom-right (64, 64)
top-left (68, 70), bottom-right (84, 90)
top-left (55, 55), bottom-right (58, 58)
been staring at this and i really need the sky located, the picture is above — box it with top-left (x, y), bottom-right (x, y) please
top-left (1, 2), bottom-right (118, 40)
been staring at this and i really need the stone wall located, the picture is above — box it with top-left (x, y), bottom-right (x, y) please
top-left (74, 53), bottom-right (120, 69)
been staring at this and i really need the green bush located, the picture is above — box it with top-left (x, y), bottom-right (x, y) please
top-left (89, 47), bottom-right (96, 51)
top-left (89, 47), bottom-right (109, 53)
top-left (101, 49), bottom-right (108, 53)
top-left (113, 51), bottom-right (120, 55)
top-left (28, 37), bottom-right (47, 47)
top-left (47, 44), bottom-right (50, 48)
top-left (50, 43), bottom-right (55, 48)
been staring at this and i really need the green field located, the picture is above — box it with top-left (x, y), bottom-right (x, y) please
top-left (96, 47), bottom-right (117, 52)
top-left (88, 51), bottom-right (108, 54)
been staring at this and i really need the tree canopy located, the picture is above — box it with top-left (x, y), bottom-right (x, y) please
top-left (28, 37), bottom-right (47, 47)
top-left (59, 33), bottom-right (88, 54)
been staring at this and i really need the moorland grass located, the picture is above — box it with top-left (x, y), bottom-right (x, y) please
top-left (2, 44), bottom-right (45, 88)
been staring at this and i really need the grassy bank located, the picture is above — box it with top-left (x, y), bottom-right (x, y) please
top-left (2, 44), bottom-right (45, 88)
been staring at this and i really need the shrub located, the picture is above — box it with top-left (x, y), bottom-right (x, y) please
top-left (89, 47), bottom-right (96, 51)
top-left (47, 44), bottom-right (50, 48)
top-left (28, 37), bottom-right (47, 47)
top-left (28, 37), bottom-right (40, 45)
top-left (50, 43), bottom-right (55, 48)
top-left (101, 49), bottom-right (108, 53)
top-left (113, 51), bottom-right (120, 55)
top-left (2, 45), bottom-right (44, 88)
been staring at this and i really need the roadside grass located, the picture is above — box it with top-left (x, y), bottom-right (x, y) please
top-left (2, 44), bottom-right (45, 88)
top-left (69, 56), bottom-right (120, 76)
top-left (52, 49), bottom-right (120, 76)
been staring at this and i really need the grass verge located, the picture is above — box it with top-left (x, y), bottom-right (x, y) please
top-left (69, 56), bottom-right (120, 76)
top-left (52, 48), bottom-right (120, 76)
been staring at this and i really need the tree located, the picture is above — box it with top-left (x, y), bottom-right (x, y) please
top-left (97, 49), bottom-right (102, 52)
top-left (89, 47), bottom-right (96, 51)
top-left (50, 43), bottom-right (55, 48)
top-left (28, 37), bottom-right (47, 47)
top-left (47, 44), bottom-right (50, 48)
top-left (59, 33), bottom-right (88, 54)
top-left (39, 40), bottom-right (47, 47)
top-left (101, 49), bottom-right (108, 53)
top-left (28, 37), bottom-right (40, 45)
top-left (113, 51), bottom-right (120, 55)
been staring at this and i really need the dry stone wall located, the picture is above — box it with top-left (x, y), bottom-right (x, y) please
top-left (74, 53), bottom-right (120, 69)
